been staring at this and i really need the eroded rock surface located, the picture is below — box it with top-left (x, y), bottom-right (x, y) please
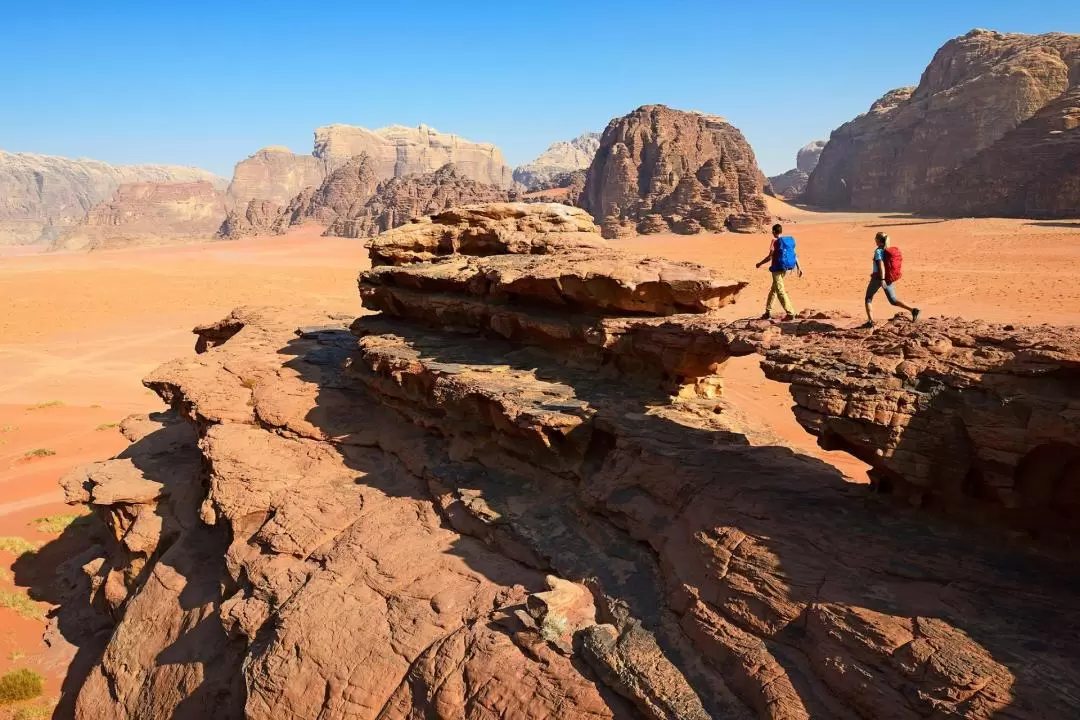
top-left (513, 132), bottom-right (600, 191)
top-left (314, 123), bottom-right (513, 188)
top-left (0, 150), bottom-right (225, 245)
top-left (804, 29), bottom-right (1080, 216)
top-left (51, 181), bottom-right (228, 251)
top-left (767, 140), bottom-right (826, 199)
top-left (55, 205), bottom-right (1080, 719)
top-left (757, 315), bottom-right (1080, 537)
top-left (326, 164), bottom-right (515, 238)
top-left (225, 146), bottom-right (329, 207)
top-left (581, 105), bottom-right (770, 237)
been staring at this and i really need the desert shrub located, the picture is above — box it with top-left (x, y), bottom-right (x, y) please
top-left (30, 514), bottom-right (80, 534)
top-left (21, 449), bottom-right (55, 459)
top-left (25, 401), bottom-right (62, 411)
top-left (0, 538), bottom-right (37, 556)
top-left (0, 591), bottom-right (41, 620)
top-left (0, 669), bottom-right (43, 704)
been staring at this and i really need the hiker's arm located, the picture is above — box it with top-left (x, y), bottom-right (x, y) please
top-left (755, 242), bottom-right (774, 268)
top-left (876, 258), bottom-right (886, 280)
top-left (796, 258), bottom-right (804, 277)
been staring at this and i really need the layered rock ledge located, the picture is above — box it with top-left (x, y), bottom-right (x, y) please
top-left (51, 204), bottom-right (1080, 719)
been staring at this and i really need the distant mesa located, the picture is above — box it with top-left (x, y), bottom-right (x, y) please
top-left (513, 132), bottom-right (600, 191)
top-left (804, 29), bottom-right (1080, 217)
top-left (225, 123), bottom-right (516, 212)
top-left (220, 161), bottom-right (516, 240)
top-left (580, 105), bottom-right (771, 238)
top-left (52, 181), bottom-right (228, 251)
top-left (767, 139), bottom-right (826, 199)
top-left (0, 150), bottom-right (225, 246)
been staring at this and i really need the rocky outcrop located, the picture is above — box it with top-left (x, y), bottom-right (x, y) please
top-left (270, 153), bottom-right (381, 232)
top-left (314, 124), bottom-right (514, 188)
top-left (767, 140), bottom-right (826, 199)
top-left (804, 30), bottom-right (1080, 215)
top-left (922, 87), bottom-right (1080, 217)
top-left (216, 200), bottom-right (283, 239)
top-left (0, 150), bottom-right (225, 245)
top-left (51, 181), bottom-right (228, 251)
top-left (754, 314), bottom-right (1080, 538)
top-left (582, 105), bottom-right (770, 238)
top-left (513, 132), bottom-right (600, 191)
top-left (52, 202), bottom-right (1080, 719)
top-left (326, 164), bottom-right (514, 238)
top-left (225, 146), bottom-right (328, 207)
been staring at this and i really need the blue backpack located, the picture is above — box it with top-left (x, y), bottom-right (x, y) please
top-left (774, 235), bottom-right (798, 271)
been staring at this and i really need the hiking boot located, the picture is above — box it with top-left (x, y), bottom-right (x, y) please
top-left (912, 308), bottom-right (921, 322)
top-left (781, 314), bottom-right (796, 322)
top-left (759, 313), bottom-right (772, 320)
top-left (858, 321), bottom-right (875, 329)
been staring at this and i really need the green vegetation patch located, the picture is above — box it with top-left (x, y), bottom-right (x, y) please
top-left (0, 538), bottom-right (38, 556)
top-left (0, 591), bottom-right (41, 620)
top-left (94, 422), bottom-right (119, 431)
top-left (21, 449), bottom-right (55, 459)
top-left (25, 401), bottom-right (62, 411)
top-left (30, 514), bottom-right (81, 534)
top-left (0, 669), bottom-right (43, 705)
top-left (13, 702), bottom-right (57, 720)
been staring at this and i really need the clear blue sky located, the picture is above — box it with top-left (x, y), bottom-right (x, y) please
top-left (2, 1), bottom-right (1077, 177)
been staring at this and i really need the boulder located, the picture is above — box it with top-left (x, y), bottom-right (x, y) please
top-left (804, 29), bottom-right (1080, 216)
top-left (581, 105), bottom-right (771, 237)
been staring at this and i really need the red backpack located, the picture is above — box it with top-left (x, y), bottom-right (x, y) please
top-left (884, 247), bottom-right (903, 283)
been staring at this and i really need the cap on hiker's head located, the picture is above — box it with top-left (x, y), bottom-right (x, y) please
top-left (875, 232), bottom-right (889, 244)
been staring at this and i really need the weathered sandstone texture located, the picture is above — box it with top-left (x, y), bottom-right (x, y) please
top-left (314, 123), bottom-right (513, 188)
top-left (225, 146), bottom-right (328, 206)
top-left (51, 181), bottom-right (228, 251)
top-left (52, 203), bottom-right (1080, 719)
top-left (804, 29), bottom-right (1080, 216)
top-left (272, 154), bottom-right (381, 231)
top-left (513, 132), bottom-right (600, 191)
top-left (216, 200), bottom-right (283, 239)
top-left (767, 140), bottom-right (826, 199)
top-left (326, 164), bottom-right (514, 238)
top-left (582, 105), bottom-right (770, 238)
top-left (0, 150), bottom-right (225, 245)
top-left (755, 314), bottom-right (1080, 538)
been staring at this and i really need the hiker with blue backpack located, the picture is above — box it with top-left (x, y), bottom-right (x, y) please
top-left (755, 223), bottom-right (801, 321)
top-left (861, 231), bottom-right (920, 328)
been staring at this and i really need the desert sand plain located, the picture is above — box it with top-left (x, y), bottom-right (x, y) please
top-left (1, 202), bottom-right (1080, 709)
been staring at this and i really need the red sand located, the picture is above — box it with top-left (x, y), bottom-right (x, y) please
top-left (1, 210), bottom-right (1078, 698)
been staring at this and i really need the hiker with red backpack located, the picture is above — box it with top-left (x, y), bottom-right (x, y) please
top-left (756, 223), bottom-right (802, 321)
top-left (862, 231), bottom-right (920, 328)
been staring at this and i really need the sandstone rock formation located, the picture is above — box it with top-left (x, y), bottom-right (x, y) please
top-left (513, 132), bottom-right (600, 191)
top-left (272, 153), bottom-right (381, 231)
top-left (581, 105), bottom-right (770, 238)
top-left (51, 202), bottom-right (1080, 719)
top-left (0, 150), bottom-right (225, 245)
top-left (225, 146), bottom-right (328, 206)
top-left (922, 86), bottom-right (1080, 217)
top-left (314, 124), bottom-right (513, 188)
top-left (51, 181), bottom-right (228, 251)
top-left (767, 140), bottom-right (826, 199)
top-left (326, 164), bottom-right (514, 238)
top-left (753, 314), bottom-right (1080, 538)
top-left (804, 29), bottom-right (1080, 215)
top-left (216, 200), bottom-right (282, 239)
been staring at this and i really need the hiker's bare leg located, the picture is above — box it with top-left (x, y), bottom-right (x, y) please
top-left (865, 301), bottom-right (874, 324)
